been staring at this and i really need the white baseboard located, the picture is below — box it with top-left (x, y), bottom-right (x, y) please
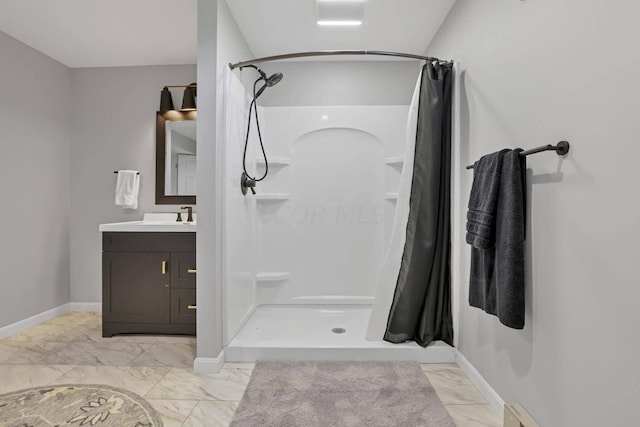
top-left (456, 350), bottom-right (505, 418)
top-left (193, 351), bottom-right (226, 373)
top-left (0, 303), bottom-right (70, 340)
top-left (70, 302), bottom-right (102, 312)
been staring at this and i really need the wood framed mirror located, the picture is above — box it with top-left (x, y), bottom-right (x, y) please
top-left (155, 110), bottom-right (197, 204)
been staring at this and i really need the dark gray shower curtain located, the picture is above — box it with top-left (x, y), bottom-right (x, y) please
top-left (384, 61), bottom-right (454, 347)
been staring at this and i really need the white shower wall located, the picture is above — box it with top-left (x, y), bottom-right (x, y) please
top-left (222, 96), bottom-right (456, 363)
top-left (255, 106), bottom-right (409, 306)
top-left (222, 73), bottom-right (258, 345)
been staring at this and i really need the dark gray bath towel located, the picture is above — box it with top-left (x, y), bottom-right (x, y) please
top-left (468, 149), bottom-right (526, 329)
top-left (466, 149), bottom-right (510, 249)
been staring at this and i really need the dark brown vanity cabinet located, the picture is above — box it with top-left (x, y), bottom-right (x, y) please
top-left (102, 232), bottom-right (196, 337)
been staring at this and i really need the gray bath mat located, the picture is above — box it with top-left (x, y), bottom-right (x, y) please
top-left (230, 361), bottom-right (455, 427)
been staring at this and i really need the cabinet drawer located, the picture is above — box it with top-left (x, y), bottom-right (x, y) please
top-left (171, 289), bottom-right (196, 324)
top-left (103, 232), bottom-right (195, 252)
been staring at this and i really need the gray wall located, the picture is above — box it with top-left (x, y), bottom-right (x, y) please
top-left (70, 64), bottom-right (196, 303)
top-left (259, 61), bottom-right (420, 106)
top-left (195, 0), bottom-right (254, 362)
top-left (0, 31), bottom-right (71, 327)
top-left (428, 1), bottom-right (640, 426)
top-left (196, 0), bottom-right (219, 362)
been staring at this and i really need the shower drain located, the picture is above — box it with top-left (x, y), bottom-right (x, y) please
top-left (331, 327), bottom-right (346, 334)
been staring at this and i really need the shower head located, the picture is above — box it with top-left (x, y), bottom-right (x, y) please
top-left (266, 72), bottom-right (283, 87)
top-left (241, 64), bottom-right (284, 98)
top-left (254, 71), bottom-right (284, 98)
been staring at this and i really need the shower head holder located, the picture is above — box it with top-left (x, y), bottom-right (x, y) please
top-left (239, 64), bottom-right (284, 99)
top-left (241, 172), bottom-right (256, 195)
top-left (239, 64), bottom-right (266, 79)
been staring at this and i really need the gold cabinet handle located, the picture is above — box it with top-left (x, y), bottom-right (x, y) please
top-left (187, 305), bottom-right (197, 310)
top-left (187, 269), bottom-right (197, 273)
top-left (161, 260), bottom-right (167, 275)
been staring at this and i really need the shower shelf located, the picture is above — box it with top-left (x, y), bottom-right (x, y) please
top-left (255, 193), bottom-right (290, 201)
top-left (385, 193), bottom-right (399, 200)
top-left (257, 158), bottom-right (291, 167)
top-left (384, 157), bottom-right (404, 166)
top-left (256, 272), bottom-right (290, 282)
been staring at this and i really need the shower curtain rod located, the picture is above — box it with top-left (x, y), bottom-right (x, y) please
top-left (465, 141), bottom-right (571, 170)
top-left (228, 50), bottom-right (450, 70)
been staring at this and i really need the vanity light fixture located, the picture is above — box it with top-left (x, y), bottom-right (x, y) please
top-left (181, 83), bottom-right (197, 111)
top-left (159, 87), bottom-right (174, 111)
top-left (159, 84), bottom-right (197, 112)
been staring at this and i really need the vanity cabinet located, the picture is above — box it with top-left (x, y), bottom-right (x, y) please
top-left (102, 232), bottom-right (196, 337)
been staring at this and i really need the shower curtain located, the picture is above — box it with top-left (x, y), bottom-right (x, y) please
top-left (365, 62), bottom-right (453, 347)
top-left (365, 72), bottom-right (421, 340)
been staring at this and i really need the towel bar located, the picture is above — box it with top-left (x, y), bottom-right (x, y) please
top-left (466, 141), bottom-right (570, 170)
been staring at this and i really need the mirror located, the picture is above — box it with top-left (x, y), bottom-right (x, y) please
top-left (156, 111), bottom-right (197, 204)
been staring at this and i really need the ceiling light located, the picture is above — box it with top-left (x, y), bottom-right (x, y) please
top-left (316, 0), bottom-right (365, 27)
top-left (317, 20), bottom-right (362, 26)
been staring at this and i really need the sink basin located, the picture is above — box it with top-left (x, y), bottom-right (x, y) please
top-left (99, 213), bottom-right (197, 232)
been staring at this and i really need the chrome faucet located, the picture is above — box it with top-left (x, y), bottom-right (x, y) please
top-left (181, 206), bottom-right (194, 222)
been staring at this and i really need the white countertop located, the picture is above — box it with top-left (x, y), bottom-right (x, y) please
top-left (99, 213), bottom-right (197, 232)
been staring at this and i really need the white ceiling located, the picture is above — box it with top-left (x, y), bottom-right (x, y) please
top-left (226, 0), bottom-right (456, 61)
top-left (0, 0), bottom-right (454, 68)
top-left (0, 0), bottom-right (197, 68)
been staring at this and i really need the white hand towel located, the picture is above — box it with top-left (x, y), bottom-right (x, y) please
top-left (114, 170), bottom-right (140, 209)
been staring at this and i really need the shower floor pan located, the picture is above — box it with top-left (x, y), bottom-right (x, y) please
top-left (225, 305), bottom-right (455, 363)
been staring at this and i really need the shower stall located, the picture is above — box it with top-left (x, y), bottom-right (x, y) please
top-left (221, 63), bottom-right (455, 363)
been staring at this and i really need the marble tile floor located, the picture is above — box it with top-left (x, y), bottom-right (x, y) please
top-left (0, 312), bottom-right (502, 426)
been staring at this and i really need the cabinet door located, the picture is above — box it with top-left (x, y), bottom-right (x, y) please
top-left (171, 251), bottom-right (196, 289)
top-left (171, 289), bottom-right (196, 324)
top-left (103, 252), bottom-right (170, 324)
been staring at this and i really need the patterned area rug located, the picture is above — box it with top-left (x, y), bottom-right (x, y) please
top-left (0, 384), bottom-right (163, 426)
top-left (230, 361), bottom-right (455, 427)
